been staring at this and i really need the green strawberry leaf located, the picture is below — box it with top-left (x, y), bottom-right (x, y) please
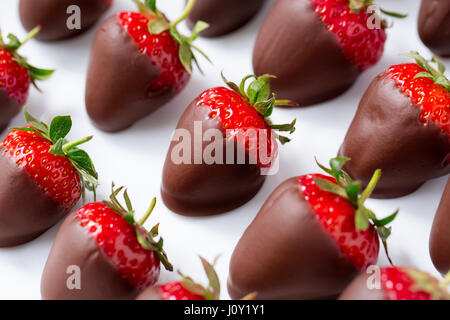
top-left (380, 9), bottom-right (407, 18)
top-left (48, 138), bottom-right (65, 156)
top-left (247, 75), bottom-right (273, 104)
top-left (148, 19), bottom-right (170, 34)
top-left (66, 149), bottom-right (98, 179)
top-left (200, 256), bottom-right (221, 300)
top-left (146, 0), bottom-right (157, 13)
top-left (345, 181), bottom-right (361, 203)
top-left (5, 33), bottom-right (21, 51)
top-left (355, 207), bottom-right (370, 231)
top-left (23, 106), bottom-right (49, 134)
top-left (314, 178), bottom-right (349, 200)
top-left (49, 115), bottom-right (72, 142)
top-left (178, 43), bottom-right (193, 74)
top-left (189, 21), bottom-right (209, 42)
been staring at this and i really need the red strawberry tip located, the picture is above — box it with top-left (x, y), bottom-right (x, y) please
top-left (220, 71), bottom-right (297, 144)
top-left (103, 183), bottom-right (173, 271)
top-left (177, 256), bottom-right (221, 300)
top-left (0, 26), bottom-right (54, 89)
top-left (132, 0), bottom-right (210, 74)
top-left (314, 157), bottom-right (398, 264)
top-left (406, 51), bottom-right (450, 92)
top-left (11, 106), bottom-right (98, 201)
top-left (404, 267), bottom-right (450, 300)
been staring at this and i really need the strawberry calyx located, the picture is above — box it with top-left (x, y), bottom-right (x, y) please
top-left (103, 184), bottom-right (173, 271)
top-left (133, 0), bottom-right (210, 74)
top-left (314, 157), bottom-right (398, 264)
top-left (405, 268), bottom-right (450, 300)
top-left (12, 107), bottom-right (98, 201)
top-left (407, 51), bottom-right (450, 92)
top-left (177, 256), bottom-right (221, 300)
top-left (221, 72), bottom-right (297, 144)
top-left (0, 27), bottom-right (54, 90)
top-left (348, 0), bottom-right (407, 25)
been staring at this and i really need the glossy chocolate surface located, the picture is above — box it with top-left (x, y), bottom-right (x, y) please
top-left (418, 0), bottom-right (450, 57)
top-left (161, 99), bottom-right (265, 216)
top-left (187, 0), bottom-right (265, 37)
top-left (0, 88), bottom-right (21, 133)
top-left (0, 146), bottom-right (67, 247)
top-left (430, 177), bottom-right (450, 275)
top-left (85, 15), bottom-right (180, 132)
top-left (41, 211), bottom-right (139, 300)
top-left (227, 177), bottom-right (358, 300)
top-left (338, 73), bottom-right (450, 198)
top-left (19, 0), bottom-right (111, 41)
top-left (253, 0), bottom-right (359, 106)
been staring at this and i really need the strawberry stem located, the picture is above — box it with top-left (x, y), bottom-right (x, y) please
top-left (138, 197), bottom-right (157, 226)
top-left (170, 0), bottom-right (196, 29)
top-left (359, 169), bottom-right (381, 204)
top-left (20, 26), bottom-right (40, 48)
top-left (62, 136), bottom-right (93, 152)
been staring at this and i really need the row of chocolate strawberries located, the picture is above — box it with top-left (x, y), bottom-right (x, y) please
top-left (2, 0), bottom-right (449, 132)
top-left (1, 105), bottom-right (449, 300)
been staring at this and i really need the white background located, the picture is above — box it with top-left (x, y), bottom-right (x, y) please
top-left (0, 0), bottom-right (447, 300)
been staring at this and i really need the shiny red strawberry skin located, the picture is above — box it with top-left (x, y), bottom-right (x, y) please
top-left (384, 63), bottom-right (450, 136)
top-left (381, 267), bottom-right (432, 300)
top-left (118, 11), bottom-right (190, 93)
top-left (77, 202), bottom-right (161, 289)
top-left (311, 0), bottom-right (386, 71)
top-left (158, 281), bottom-right (205, 300)
top-left (197, 86), bottom-right (276, 168)
top-left (0, 48), bottom-right (30, 105)
top-left (2, 129), bottom-right (81, 209)
top-left (299, 174), bottom-right (379, 270)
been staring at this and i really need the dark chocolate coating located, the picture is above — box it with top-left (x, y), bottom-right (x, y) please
top-left (430, 177), bottom-right (450, 275)
top-left (136, 286), bottom-right (162, 300)
top-left (187, 0), bottom-right (265, 37)
top-left (161, 99), bottom-right (265, 217)
top-left (252, 0), bottom-right (359, 106)
top-left (339, 272), bottom-right (388, 300)
top-left (41, 211), bottom-right (139, 300)
top-left (0, 146), bottom-right (67, 247)
top-left (85, 15), bottom-right (181, 132)
top-left (19, 0), bottom-right (111, 41)
top-left (227, 177), bottom-right (358, 300)
top-left (338, 73), bottom-right (450, 198)
top-left (0, 88), bottom-right (21, 133)
top-left (418, 0), bottom-right (450, 57)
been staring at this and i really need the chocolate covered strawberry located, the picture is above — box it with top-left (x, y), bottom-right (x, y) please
top-left (228, 157), bottom-right (397, 300)
top-left (0, 28), bottom-right (53, 132)
top-left (187, 0), bottom-right (265, 37)
top-left (85, 0), bottom-right (209, 132)
top-left (0, 108), bottom-right (97, 247)
top-left (253, 0), bottom-right (405, 106)
top-left (161, 73), bottom-right (296, 216)
top-left (430, 177), bottom-right (450, 275)
top-left (418, 0), bottom-right (450, 57)
top-left (19, 0), bottom-right (112, 41)
top-left (137, 256), bottom-right (221, 300)
top-left (339, 52), bottom-right (450, 199)
top-left (340, 266), bottom-right (450, 300)
top-left (41, 186), bottom-right (172, 300)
